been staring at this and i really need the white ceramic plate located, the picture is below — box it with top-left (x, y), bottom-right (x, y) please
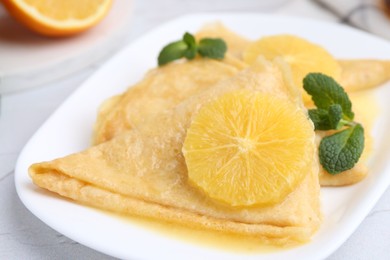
top-left (15, 13), bottom-right (390, 260)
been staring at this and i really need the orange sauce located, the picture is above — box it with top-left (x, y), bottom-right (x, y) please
top-left (349, 90), bottom-right (380, 160)
top-left (349, 90), bottom-right (379, 129)
top-left (111, 212), bottom-right (294, 254)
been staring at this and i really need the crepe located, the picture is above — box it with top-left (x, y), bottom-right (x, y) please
top-left (339, 59), bottom-right (390, 92)
top-left (30, 59), bottom-right (321, 246)
top-left (93, 58), bottom-right (241, 144)
top-left (93, 24), bottom-right (252, 145)
top-left (196, 23), bottom-right (390, 92)
top-left (93, 24), bottom-right (382, 186)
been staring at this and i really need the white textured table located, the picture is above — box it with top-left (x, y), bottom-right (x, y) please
top-left (1, 0), bottom-right (390, 259)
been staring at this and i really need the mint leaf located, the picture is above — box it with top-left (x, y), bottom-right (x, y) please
top-left (308, 104), bottom-right (342, 130)
top-left (198, 38), bottom-right (227, 59)
top-left (328, 104), bottom-right (343, 129)
top-left (184, 48), bottom-right (197, 60)
top-left (158, 40), bottom-right (187, 66)
top-left (183, 32), bottom-right (196, 47)
top-left (183, 32), bottom-right (197, 59)
top-left (319, 124), bottom-right (364, 174)
top-left (303, 73), bottom-right (354, 120)
top-left (158, 33), bottom-right (227, 66)
top-left (308, 109), bottom-right (331, 130)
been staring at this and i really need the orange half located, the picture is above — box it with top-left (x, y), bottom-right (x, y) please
top-left (2, 0), bottom-right (113, 36)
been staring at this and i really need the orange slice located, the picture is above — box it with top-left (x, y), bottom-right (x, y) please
top-left (2, 0), bottom-right (113, 36)
top-left (183, 90), bottom-right (315, 207)
top-left (243, 35), bottom-right (341, 103)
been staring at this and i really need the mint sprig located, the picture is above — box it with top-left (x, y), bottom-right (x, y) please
top-left (158, 32), bottom-right (227, 66)
top-left (304, 73), bottom-right (354, 121)
top-left (308, 104), bottom-right (343, 130)
top-left (304, 73), bottom-right (365, 174)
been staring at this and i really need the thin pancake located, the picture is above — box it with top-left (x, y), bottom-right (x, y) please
top-left (93, 24), bottom-right (251, 145)
top-left (30, 60), bottom-right (321, 246)
top-left (339, 59), bottom-right (390, 92)
top-left (93, 24), bottom-right (381, 186)
top-left (93, 59), bottom-right (240, 144)
top-left (196, 23), bottom-right (390, 92)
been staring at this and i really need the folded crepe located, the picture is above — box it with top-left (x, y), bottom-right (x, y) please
top-left (195, 23), bottom-right (390, 92)
top-left (30, 59), bottom-right (322, 246)
top-left (339, 59), bottom-right (390, 92)
top-left (93, 25), bottom-right (250, 145)
top-left (92, 23), bottom-right (382, 186)
top-left (93, 58), bottom-right (242, 145)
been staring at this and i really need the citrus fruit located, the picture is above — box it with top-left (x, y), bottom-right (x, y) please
top-left (243, 35), bottom-right (341, 103)
top-left (2, 0), bottom-right (113, 36)
top-left (182, 90), bottom-right (315, 207)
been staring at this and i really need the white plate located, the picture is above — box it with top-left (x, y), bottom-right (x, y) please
top-left (15, 13), bottom-right (390, 260)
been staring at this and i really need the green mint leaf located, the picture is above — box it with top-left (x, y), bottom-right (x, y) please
top-left (183, 32), bottom-right (196, 47)
top-left (303, 73), bottom-right (354, 121)
top-left (182, 32), bottom-right (197, 60)
top-left (328, 104), bottom-right (343, 129)
top-left (319, 124), bottom-right (365, 174)
top-left (308, 109), bottom-right (331, 130)
top-left (184, 47), bottom-right (197, 60)
top-left (308, 104), bottom-right (342, 130)
top-left (158, 40), bottom-right (187, 66)
top-left (198, 38), bottom-right (227, 59)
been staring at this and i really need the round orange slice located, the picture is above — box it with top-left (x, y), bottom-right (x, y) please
top-left (2, 0), bottom-right (113, 36)
top-left (243, 35), bottom-right (341, 103)
top-left (183, 90), bottom-right (315, 207)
